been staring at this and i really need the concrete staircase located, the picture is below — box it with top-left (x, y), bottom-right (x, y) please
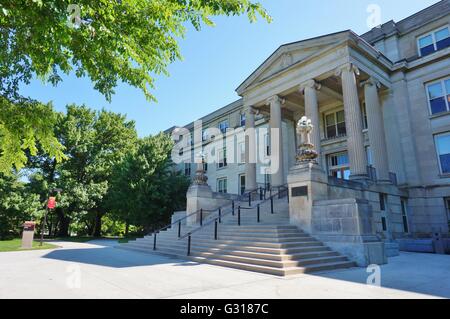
top-left (116, 197), bottom-right (356, 276)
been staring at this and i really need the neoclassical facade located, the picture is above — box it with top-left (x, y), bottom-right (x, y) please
top-left (168, 1), bottom-right (450, 239)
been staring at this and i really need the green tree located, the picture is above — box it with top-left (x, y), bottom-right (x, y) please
top-left (0, 173), bottom-right (44, 240)
top-left (0, 0), bottom-right (270, 173)
top-left (108, 133), bottom-right (190, 234)
top-left (29, 104), bottom-right (137, 237)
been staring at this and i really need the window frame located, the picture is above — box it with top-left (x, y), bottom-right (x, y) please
top-left (217, 148), bottom-right (228, 169)
top-left (426, 77), bottom-right (450, 115)
top-left (240, 113), bottom-right (246, 127)
top-left (417, 25), bottom-right (450, 57)
top-left (327, 151), bottom-right (350, 180)
top-left (434, 131), bottom-right (450, 175)
top-left (217, 177), bottom-right (228, 193)
top-left (324, 109), bottom-right (346, 139)
top-left (218, 119), bottom-right (229, 134)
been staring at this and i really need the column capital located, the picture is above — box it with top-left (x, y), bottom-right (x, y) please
top-left (299, 79), bottom-right (321, 94)
top-left (244, 105), bottom-right (257, 115)
top-left (334, 62), bottom-right (360, 77)
top-left (266, 95), bottom-right (285, 106)
top-left (360, 77), bottom-right (381, 89)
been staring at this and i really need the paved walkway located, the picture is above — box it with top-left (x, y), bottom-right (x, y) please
top-left (1, 240), bottom-right (449, 299)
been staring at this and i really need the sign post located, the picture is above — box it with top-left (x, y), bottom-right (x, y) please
top-left (41, 196), bottom-right (56, 246)
top-left (22, 221), bottom-right (36, 249)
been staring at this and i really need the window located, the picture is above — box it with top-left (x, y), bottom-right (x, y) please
top-left (325, 110), bottom-right (346, 139)
top-left (361, 103), bottom-right (368, 130)
top-left (264, 133), bottom-right (270, 156)
top-left (184, 163), bottom-right (191, 176)
top-left (418, 26), bottom-right (450, 57)
top-left (445, 198), bottom-right (450, 225)
top-left (239, 174), bottom-right (246, 195)
top-left (327, 152), bottom-right (350, 180)
top-left (202, 128), bottom-right (208, 142)
top-left (379, 193), bottom-right (387, 231)
top-left (435, 132), bottom-right (450, 174)
top-left (238, 142), bottom-right (245, 164)
top-left (379, 193), bottom-right (386, 211)
top-left (217, 178), bottom-right (227, 193)
top-left (218, 148), bottom-right (227, 169)
top-left (218, 120), bottom-right (229, 134)
top-left (427, 78), bottom-right (450, 115)
top-left (401, 198), bottom-right (409, 233)
top-left (264, 169), bottom-right (271, 189)
top-left (240, 113), bottom-right (246, 127)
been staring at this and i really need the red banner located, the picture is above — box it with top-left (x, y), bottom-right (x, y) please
top-left (47, 197), bottom-right (56, 209)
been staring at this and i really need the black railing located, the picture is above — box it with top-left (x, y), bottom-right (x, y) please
top-left (181, 185), bottom-right (289, 256)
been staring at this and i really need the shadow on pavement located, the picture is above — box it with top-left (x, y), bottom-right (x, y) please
top-left (42, 244), bottom-right (199, 269)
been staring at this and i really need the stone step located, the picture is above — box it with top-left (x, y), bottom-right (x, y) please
top-left (192, 251), bottom-right (348, 268)
top-left (158, 240), bottom-right (331, 255)
top-left (125, 239), bottom-right (328, 253)
top-left (132, 237), bottom-right (324, 249)
top-left (189, 234), bottom-right (316, 243)
top-left (187, 256), bottom-right (355, 276)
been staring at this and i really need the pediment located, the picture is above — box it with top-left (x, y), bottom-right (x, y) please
top-left (236, 31), bottom-right (352, 95)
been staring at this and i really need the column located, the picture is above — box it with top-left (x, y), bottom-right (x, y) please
top-left (362, 77), bottom-right (390, 182)
top-left (245, 106), bottom-right (257, 191)
top-left (300, 79), bottom-right (322, 165)
top-left (267, 95), bottom-right (285, 187)
top-left (335, 63), bottom-right (368, 179)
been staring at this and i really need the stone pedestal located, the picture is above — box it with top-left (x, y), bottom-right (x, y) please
top-left (312, 198), bottom-right (387, 266)
top-left (287, 162), bottom-right (328, 233)
top-left (186, 184), bottom-right (214, 226)
top-left (186, 184), bottom-right (231, 226)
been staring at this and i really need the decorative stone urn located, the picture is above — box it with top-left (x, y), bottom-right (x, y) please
top-left (296, 116), bottom-right (318, 164)
top-left (192, 152), bottom-right (208, 185)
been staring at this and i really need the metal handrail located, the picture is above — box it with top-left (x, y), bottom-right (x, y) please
top-left (179, 185), bottom-right (289, 255)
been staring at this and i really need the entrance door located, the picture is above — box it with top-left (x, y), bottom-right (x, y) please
top-left (239, 174), bottom-right (246, 195)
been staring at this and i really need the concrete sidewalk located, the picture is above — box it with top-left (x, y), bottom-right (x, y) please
top-left (0, 240), bottom-right (449, 299)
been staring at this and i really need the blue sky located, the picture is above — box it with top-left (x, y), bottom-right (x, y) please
top-left (20, 0), bottom-right (439, 137)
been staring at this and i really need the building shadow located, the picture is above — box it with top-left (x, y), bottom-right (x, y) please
top-left (42, 245), bottom-right (200, 269)
top-left (306, 253), bottom-right (450, 299)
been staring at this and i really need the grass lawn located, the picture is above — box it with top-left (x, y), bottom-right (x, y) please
top-left (117, 237), bottom-right (137, 244)
top-left (0, 239), bottom-right (59, 252)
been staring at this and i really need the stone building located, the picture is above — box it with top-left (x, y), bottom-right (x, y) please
top-left (167, 1), bottom-right (450, 243)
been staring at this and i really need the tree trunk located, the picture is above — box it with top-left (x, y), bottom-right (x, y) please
top-left (125, 221), bottom-right (129, 237)
top-left (56, 208), bottom-right (70, 237)
top-left (92, 212), bottom-right (102, 237)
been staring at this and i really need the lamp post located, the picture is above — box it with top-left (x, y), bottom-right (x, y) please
top-left (40, 188), bottom-right (62, 246)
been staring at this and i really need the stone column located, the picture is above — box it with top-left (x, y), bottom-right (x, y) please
top-left (335, 63), bottom-right (368, 179)
top-left (245, 106), bottom-right (257, 191)
top-left (362, 77), bottom-right (390, 182)
top-left (267, 95), bottom-right (285, 187)
top-left (300, 80), bottom-right (322, 165)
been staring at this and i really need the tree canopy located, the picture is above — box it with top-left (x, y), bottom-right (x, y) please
top-left (0, 0), bottom-right (270, 173)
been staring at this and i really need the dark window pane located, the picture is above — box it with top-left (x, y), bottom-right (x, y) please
top-left (337, 122), bottom-right (347, 136)
top-left (381, 217), bottom-right (387, 231)
top-left (327, 126), bottom-right (336, 138)
top-left (430, 97), bottom-right (447, 114)
top-left (379, 193), bottom-right (386, 211)
top-left (336, 110), bottom-right (345, 123)
top-left (420, 45), bottom-right (436, 56)
top-left (326, 114), bottom-right (335, 125)
top-left (440, 154), bottom-right (450, 174)
top-left (436, 37), bottom-right (450, 50)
